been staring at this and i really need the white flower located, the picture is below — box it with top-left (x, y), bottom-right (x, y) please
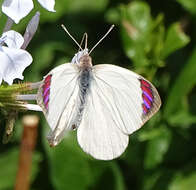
top-left (2, 0), bottom-right (55, 24)
top-left (0, 30), bottom-right (33, 85)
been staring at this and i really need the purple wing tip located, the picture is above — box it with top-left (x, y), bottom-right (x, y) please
top-left (42, 74), bottom-right (52, 110)
top-left (139, 79), bottom-right (154, 115)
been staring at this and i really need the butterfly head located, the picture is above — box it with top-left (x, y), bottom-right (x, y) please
top-left (71, 48), bottom-right (88, 64)
top-left (71, 48), bottom-right (92, 68)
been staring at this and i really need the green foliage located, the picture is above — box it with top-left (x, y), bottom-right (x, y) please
top-left (1, 0), bottom-right (196, 189)
top-left (177, 0), bottom-right (196, 15)
top-left (169, 171), bottom-right (196, 190)
top-left (107, 1), bottom-right (190, 78)
top-left (44, 132), bottom-right (93, 190)
top-left (144, 125), bottom-right (172, 169)
top-left (162, 22), bottom-right (190, 59)
top-left (164, 48), bottom-right (196, 118)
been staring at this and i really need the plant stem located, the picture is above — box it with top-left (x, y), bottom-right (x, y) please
top-left (3, 17), bottom-right (14, 33)
top-left (16, 94), bottom-right (37, 101)
top-left (14, 115), bottom-right (39, 190)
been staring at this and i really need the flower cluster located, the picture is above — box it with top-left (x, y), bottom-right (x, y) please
top-left (0, 0), bottom-right (56, 143)
top-left (0, 30), bottom-right (32, 85)
top-left (0, 1), bottom-right (56, 113)
top-left (0, 1), bottom-right (55, 85)
top-left (2, 0), bottom-right (55, 24)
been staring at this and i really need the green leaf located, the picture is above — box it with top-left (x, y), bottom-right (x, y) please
top-left (125, 2), bottom-right (151, 33)
top-left (177, 0), bottom-right (196, 15)
top-left (144, 126), bottom-right (171, 169)
top-left (110, 162), bottom-right (126, 190)
top-left (38, 0), bottom-right (109, 22)
top-left (164, 48), bottom-right (196, 118)
top-left (138, 127), bottom-right (164, 142)
top-left (169, 172), bottom-right (196, 190)
top-left (118, 1), bottom-right (166, 78)
top-left (161, 22), bottom-right (190, 59)
top-left (105, 7), bottom-right (121, 24)
top-left (167, 110), bottom-right (196, 127)
top-left (88, 160), bottom-right (126, 190)
top-left (44, 131), bottom-right (93, 190)
top-left (142, 171), bottom-right (162, 190)
top-left (0, 148), bottom-right (18, 189)
top-left (120, 1), bottom-right (153, 67)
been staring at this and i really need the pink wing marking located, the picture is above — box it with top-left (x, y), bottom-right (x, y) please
top-left (42, 74), bottom-right (52, 110)
top-left (139, 79), bottom-right (154, 115)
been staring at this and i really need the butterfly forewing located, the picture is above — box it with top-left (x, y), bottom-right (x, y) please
top-left (37, 63), bottom-right (80, 145)
top-left (94, 64), bottom-right (161, 133)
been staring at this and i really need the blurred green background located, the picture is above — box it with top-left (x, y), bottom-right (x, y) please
top-left (1, 0), bottom-right (196, 189)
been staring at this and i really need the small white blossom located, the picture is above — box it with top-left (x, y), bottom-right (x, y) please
top-left (2, 0), bottom-right (55, 24)
top-left (0, 30), bottom-right (33, 85)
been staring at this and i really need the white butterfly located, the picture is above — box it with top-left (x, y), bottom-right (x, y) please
top-left (37, 25), bottom-right (161, 160)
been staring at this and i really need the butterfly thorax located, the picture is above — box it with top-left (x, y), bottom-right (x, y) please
top-left (79, 54), bottom-right (92, 69)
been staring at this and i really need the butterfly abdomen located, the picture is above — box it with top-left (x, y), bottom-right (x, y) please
top-left (72, 68), bottom-right (92, 129)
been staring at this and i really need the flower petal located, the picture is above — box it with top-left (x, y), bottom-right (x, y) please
top-left (23, 104), bottom-right (42, 111)
top-left (2, 0), bottom-right (34, 24)
top-left (0, 47), bottom-right (33, 85)
top-left (22, 12), bottom-right (40, 49)
top-left (37, 0), bottom-right (56, 12)
top-left (2, 30), bottom-right (24, 49)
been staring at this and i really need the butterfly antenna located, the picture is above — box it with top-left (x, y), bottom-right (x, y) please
top-left (61, 24), bottom-right (83, 51)
top-left (89, 24), bottom-right (115, 55)
top-left (85, 32), bottom-right (88, 49)
top-left (78, 32), bottom-right (88, 51)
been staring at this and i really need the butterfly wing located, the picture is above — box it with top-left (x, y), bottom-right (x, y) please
top-left (37, 63), bottom-right (80, 145)
top-left (77, 64), bottom-right (161, 160)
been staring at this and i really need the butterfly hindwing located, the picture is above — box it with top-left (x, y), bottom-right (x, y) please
top-left (77, 78), bottom-right (129, 160)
